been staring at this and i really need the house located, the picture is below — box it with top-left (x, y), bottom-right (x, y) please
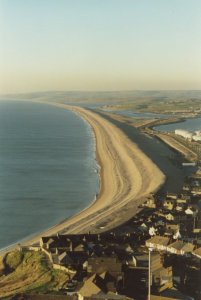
top-left (166, 193), bottom-right (177, 200)
top-left (180, 193), bottom-right (191, 201)
top-left (78, 272), bottom-right (123, 297)
top-left (87, 256), bottom-right (122, 276)
top-left (74, 243), bottom-right (86, 252)
top-left (176, 197), bottom-right (188, 205)
top-left (152, 266), bottom-right (173, 292)
top-left (165, 213), bottom-right (175, 221)
top-left (185, 207), bottom-right (194, 215)
top-left (139, 223), bottom-right (148, 232)
top-left (164, 224), bottom-right (181, 239)
top-left (143, 197), bottom-right (156, 208)
top-left (146, 236), bottom-right (170, 251)
top-left (40, 235), bottom-right (73, 251)
top-left (134, 253), bottom-right (163, 270)
top-left (155, 218), bottom-right (166, 227)
top-left (40, 234), bottom-right (105, 252)
top-left (172, 230), bottom-right (181, 240)
top-left (58, 251), bottom-right (73, 265)
top-left (130, 252), bottom-right (173, 294)
top-left (166, 224), bottom-right (180, 232)
top-left (183, 183), bottom-right (190, 192)
top-left (149, 226), bottom-right (157, 236)
top-left (192, 247), bottom-right (201, 259)
top-left (51, 249), bottom-right (88, 268)
top-left (175, 204), bottom-right (184, 212)
top-left (133, 254), bottom-right (149, 268)
top-left (78, 274), bottom-right (103, 297)
top-left (51, 250), bottom-right (73, 266)
top-left (94, 272), bottom-right (120, 294)
top-left (162, 199), bottom-right (175, 211)
top-left (166, 241), bottom-right (194, 255)
top-left (45, 238), bottom-right (55, 249)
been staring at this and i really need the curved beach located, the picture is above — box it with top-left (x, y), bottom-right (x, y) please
top-left (17, 102), bottom-right (165, 245)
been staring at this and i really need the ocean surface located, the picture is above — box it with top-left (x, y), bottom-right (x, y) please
top-left (154, 116), bottom-right (201, 132)
top-left (103, 109), bottom-right (173, 119)
top-left (0, 101), bottom-right (99, 250)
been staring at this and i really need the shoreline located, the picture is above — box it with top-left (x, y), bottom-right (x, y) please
top-left (1, 101), bottom-right (166, 253)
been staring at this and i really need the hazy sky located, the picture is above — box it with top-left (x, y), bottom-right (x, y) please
top-left (0, 0), bottom-right (201, 93)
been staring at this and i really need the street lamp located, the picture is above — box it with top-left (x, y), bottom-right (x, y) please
top-left (148, 247), bottom-right (153, 300)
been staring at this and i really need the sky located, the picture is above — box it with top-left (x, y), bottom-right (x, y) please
top-left (0, 0), bottom-right (201, 93)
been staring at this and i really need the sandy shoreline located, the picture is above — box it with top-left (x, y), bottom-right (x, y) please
top-left (1, 102), bottom-right (166, 251)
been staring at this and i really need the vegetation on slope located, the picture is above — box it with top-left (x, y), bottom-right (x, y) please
top-left (0, 250), bottom-right (68, 298)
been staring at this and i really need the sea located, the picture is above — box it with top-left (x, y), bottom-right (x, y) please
top-left (0, 101), bottom-right (99, 250)
top-left (154, 116), bottom-right (201, 132)
top-left (103, 109), bottom-right (173, 119)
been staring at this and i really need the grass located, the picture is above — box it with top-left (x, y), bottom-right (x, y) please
top-left (6, 251), bottom-right (24, 271)
top-left (0, 250), bottom-right (69, 298)
top-left (103, 97), bottom-right (201, 114)
top-left (0, 254), bottom-right (5, 276)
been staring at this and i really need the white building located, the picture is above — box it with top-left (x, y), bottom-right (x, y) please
top-left (175, 129), bottom-right (201, 142)
top-left (192, 135), bottom-right (201, 141)
top-left (175, 129), bottom-right (193, 140)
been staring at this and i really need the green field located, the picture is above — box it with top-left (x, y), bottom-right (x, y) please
top-left (1, 90), bottom-right (201, 115)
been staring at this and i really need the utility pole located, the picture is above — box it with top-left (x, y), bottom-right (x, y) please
top-left (148, 248), bottom-right (153, 300)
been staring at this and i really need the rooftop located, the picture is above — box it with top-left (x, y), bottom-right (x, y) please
top-left (168, 241), bottom-right (194, 252)
top-left (193, 247), bottom-right (201, 257)
top-left (146, 236), bottom-right (170, 246)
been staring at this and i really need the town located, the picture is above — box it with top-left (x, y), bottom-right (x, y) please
top-left (8, 168), bottom-right (201, 300)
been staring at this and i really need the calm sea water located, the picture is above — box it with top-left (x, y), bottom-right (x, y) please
top-left (103, 109), bottom-right (173, 119)
top-left (0, 101), bottom-right (99, 250)
top-left (155, 117), bottom-right (201, 132)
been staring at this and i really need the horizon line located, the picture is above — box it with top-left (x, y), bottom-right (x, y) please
top-left (1, 89), bottom-right (201, 96)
